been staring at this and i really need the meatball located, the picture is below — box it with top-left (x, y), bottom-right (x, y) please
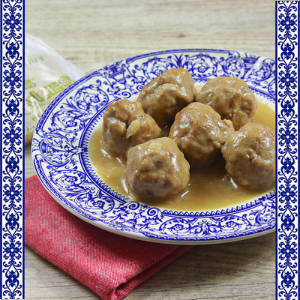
top-left (169, 102), bottom-right (234, 168)
top-left (221, 122), bottom-right (275, 189)
top-left (137, 67), bottom-right (197, 127)
top-left (126, 137), bottom-right (190, 199)
top-left (102, 98), bottom-right (162, 154)
top-left (195, 77), bottom-right (257, 130)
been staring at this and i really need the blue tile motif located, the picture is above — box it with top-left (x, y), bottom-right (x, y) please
top-left (32, 49), bottom-right (276, 244)
top-left (277, 2), bottom-right (299, 299)
top-left (1, 0), bottom-right (24, 298)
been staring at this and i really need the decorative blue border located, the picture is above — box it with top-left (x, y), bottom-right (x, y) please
top-left (1, 0), bottom-right (24, 299)
top-left (276, 2), bottom-right (299, 299)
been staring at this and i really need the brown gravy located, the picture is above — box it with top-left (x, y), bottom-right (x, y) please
top-left (90, 100), bottom-right (275, 211)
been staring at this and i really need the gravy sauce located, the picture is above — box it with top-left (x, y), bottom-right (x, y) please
top-left (90, 99), bottom-right (275, 211)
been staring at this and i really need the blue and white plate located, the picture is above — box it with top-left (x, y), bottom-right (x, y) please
top-left (32, 49), bottom-right (276, 245)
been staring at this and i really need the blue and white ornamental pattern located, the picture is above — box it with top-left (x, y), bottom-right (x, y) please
top-left (32, 48), bottom-right (276, 244)
top-left (276, 1), bottom-right (299, 300)
top-left (1, 0), bottom-right (24, 299)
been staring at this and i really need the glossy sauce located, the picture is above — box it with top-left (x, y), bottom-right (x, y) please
top-left (90, 98), bottom-right (275, 211)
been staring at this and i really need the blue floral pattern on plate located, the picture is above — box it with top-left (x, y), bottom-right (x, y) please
top-left (32, 49), bottom-right (275, 244)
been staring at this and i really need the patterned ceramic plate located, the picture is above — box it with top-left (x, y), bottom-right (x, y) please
top-left (32, 49), bottom-right (276, 245)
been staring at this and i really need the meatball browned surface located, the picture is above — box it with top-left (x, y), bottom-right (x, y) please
top-left (221, 122), bottom-right (275, 189)
top-left (126, 137), bottom-right (190, 199)
top-left (169, 102), bottom-right (234, 168)
top-left (195, 77), bottom-right (257, 130)
top-left (137, 67), bottom-right (197, 127)
top-left (102, 99), bottom-right (162, 154)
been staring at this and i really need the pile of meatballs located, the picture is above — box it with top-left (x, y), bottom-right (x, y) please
top-left (102, 68), bottom-right (275, 200)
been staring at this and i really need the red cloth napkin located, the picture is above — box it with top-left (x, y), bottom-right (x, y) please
top-left (25, 175), bottom-right (193, 300)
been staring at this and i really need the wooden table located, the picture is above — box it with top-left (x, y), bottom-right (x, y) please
top-left (25, 1), bottom-right (276, 299)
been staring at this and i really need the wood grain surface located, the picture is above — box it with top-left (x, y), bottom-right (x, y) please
top-left (25, 0), bottom-right (276, 299)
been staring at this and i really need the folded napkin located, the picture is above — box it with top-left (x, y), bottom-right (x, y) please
top-left (25, 175), bottom-right (193, 300)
